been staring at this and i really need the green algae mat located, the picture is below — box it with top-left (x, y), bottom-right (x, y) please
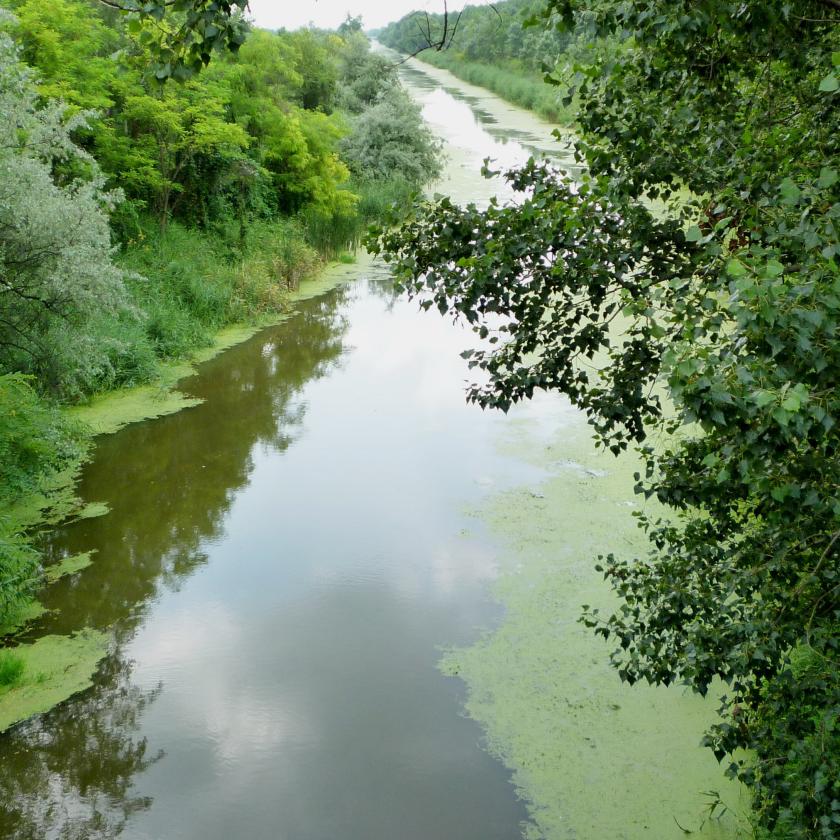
top-left (0, 630), bottom-right (108, 733)
top-left (442, 417), bottom-right (750, 839)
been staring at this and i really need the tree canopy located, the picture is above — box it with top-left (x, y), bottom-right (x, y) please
top-left (95, 0), bottom-right (250, 81)
top-left (372, 1), bottom-right (840, 834)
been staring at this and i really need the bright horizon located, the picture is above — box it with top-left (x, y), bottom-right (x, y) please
top-left (246, 0), bottom-right (492, 33)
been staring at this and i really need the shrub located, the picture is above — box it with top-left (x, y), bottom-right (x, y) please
top-left (0, 651), bottom-right (24, 687)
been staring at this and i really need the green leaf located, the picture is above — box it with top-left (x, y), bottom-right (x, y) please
top-left (818, 74), bottom-right (838, 93)
top-left (781, 393), bottom-right (801, 412)
top-left (753, 390), bottom-right (777, 408)
top-left (817, 167), bottom-right (838, 189)
top-left (685, 225), bottom-right (702, 242)
top-left (765, 260), bottom-right (784, 277)
top-left (726, 259), bottom-right (747, 278)
top-left (779, 177), bottom-right (801, 203)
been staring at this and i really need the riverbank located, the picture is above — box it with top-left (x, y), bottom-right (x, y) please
top-left (0, 257), bottom-right (360, 734)
top-left (408, 51), bottom-right (575, 126)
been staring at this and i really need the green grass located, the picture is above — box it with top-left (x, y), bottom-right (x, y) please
top-left (0, 651), bottom-right (25, 687)
top-left (117, 216), bottom-right (322, 367)
top-left (300, 177), bottom-right (418, 257)
top-left (415, 52), bottom-right (575, 125)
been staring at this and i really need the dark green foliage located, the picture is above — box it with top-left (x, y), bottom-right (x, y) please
top-left (371, 1), bottom-right (840, 835)
top-left (0, 375), bottom-right (87, 506)
top-left (105, 0), bottom-right (250, 82)
top-left (748, 644), bottom-right (839, 837)
top-left (0, 375), bottom-right (87, 618)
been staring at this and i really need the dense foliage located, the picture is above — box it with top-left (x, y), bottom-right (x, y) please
top-left (95, 0), bottom-right (249, 82)
top-left (340, 85), bottom-right (442, 184)
top-left (0, 23), bottom-right (135, 399)
top-left (372, 1), bottom-right (840, 835)
top-left (0, 374), bottom-right (86, 617)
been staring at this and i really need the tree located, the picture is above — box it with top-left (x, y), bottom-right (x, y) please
top-left (371, 1), bottom-right (840, 834)
top-left (0, 23), bottom-right (136, 398)
top-left (119, 77), bottom-right (249, 230)
top-left (95, 0), bottom-right (250, 82)
top-left (340, 85), bottom-right (442, 185)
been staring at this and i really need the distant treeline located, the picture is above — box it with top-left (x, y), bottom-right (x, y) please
top-left (376, 0), bottom-right (578, 122)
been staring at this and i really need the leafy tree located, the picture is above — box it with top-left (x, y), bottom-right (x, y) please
top-left (6, 0), bottom-right (120, 110)
top-left (371, 1), bottom-right (840, 834)
top-left (0, 23), bottom-right (137, 398)
top-left (340, 85), bottom-right (442, 186)
top-left (334, 30), bottom-right (396, 114)
top-left (119, 76), bottom-right (249, 229)
top-left (97, 0), bottom-right (249, 82)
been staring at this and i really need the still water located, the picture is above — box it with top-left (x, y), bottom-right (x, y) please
top-left (0, 60), bottom-right (575, 839)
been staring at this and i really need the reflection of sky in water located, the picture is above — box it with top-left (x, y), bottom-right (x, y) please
top-left (118, 276), bottom-right (571, 839)
top-left (393, 52), bottom-right (581, 208)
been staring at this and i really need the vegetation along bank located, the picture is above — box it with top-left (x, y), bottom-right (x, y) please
top-left (0, 4), bottom-right (441, 729)
top-left (376, 0), bottom-right (585, 124)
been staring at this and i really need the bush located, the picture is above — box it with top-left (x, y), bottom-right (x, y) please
top-left (0, 651), bottom-right (25, 687)
top-left (340, 86), bottom-right (443, 186)
top-left (0, 375), bottom-right (86, 505)
top-left (0, 28), bottom-right (137, 400)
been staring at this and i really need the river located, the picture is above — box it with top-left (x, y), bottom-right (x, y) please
top-left (0, 58), bottom-right (742, 839)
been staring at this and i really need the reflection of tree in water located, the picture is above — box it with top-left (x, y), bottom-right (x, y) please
top-left (0, 286), bottom-right (352, 837)
top-left (37, 286), bottom-right (350, 635)
top-left (0, 650), bottom-right (162, 839)
top-left (364, 264), bottom-right (400, 309)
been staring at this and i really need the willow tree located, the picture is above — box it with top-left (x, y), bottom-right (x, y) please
top-left (372, 2), bottom-right (839, 834)
top-left (0, 22), bottom-right (136, 398)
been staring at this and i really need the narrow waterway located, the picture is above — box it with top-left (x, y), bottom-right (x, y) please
top-left (0, 57), bottom-right (738, 840)
top-left (0, 60), bottom-right (572, 840)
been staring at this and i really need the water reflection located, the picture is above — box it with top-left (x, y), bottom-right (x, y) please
top-left (0, 650), bottom-right (162, 839)
top-left (35, 288), bottom-right (351, 637)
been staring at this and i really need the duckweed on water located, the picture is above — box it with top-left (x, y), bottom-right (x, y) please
top-left (442, 415), bottom-right (749, 840)
top-left (43, 551), bottom-right (95, 585)
top-left (0, 630), bottom-right (108, 733)
top-left (0, 601), bottom-right (47, 638)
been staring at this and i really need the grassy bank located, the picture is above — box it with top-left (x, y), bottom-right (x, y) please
top-left (413, 51), bottom-right (575, 125)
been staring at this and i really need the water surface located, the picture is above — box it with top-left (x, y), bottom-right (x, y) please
top-left (0, 62), bottom-right (571, 839)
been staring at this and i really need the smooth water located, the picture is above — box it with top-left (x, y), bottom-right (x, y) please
top-left (0, 61), bottom-right (575, 839)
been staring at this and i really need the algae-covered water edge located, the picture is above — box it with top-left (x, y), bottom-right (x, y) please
top-left (442, 409), bottom-right (749, 839)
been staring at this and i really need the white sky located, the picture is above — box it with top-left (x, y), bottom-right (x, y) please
top-left (247, 0), bottom-right (487, 33)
